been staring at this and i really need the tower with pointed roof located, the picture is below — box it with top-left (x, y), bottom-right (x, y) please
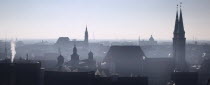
top-left (84, 25), bottom-right (89, 44)
top-left (173, 4), bottom-right (188, 72)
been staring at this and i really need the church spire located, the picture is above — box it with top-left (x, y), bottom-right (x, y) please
top-left (85, 25), bottom-right (88, 32)
top-left (84, 25), bottom-right (89, 43)
top-left (172, 3), bottom-right (188, 72)
top-left (179, 3), bottom-right (185, 34)
top-left (174, 4), bottom-right (179, 34)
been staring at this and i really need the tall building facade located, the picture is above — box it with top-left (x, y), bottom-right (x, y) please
top-left (173, 5), bottom-right (188, 72)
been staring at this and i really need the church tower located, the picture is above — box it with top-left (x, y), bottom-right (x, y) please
top-left (88, 51), bottom-right (93, 60)
top-left (71, 44), bottom-right (80, 67)
top-left (84, 25), bottom-right (89, 43)
top-left (57, 55), bottom-right (64, 67)
top-left (173, 4), bottom-right (188, 72)
top-left (88, 51), bottom-right (96, 70)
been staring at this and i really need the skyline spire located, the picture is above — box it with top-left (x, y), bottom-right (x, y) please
top-left (179, 2), bottom-right (185, 34)
top-left (84, 25), bottom-right (89, 43)
top-left (86, 24), bottom-right (88, 32)
top-left (173, 3), bottom-right (188, 72)
top-left (174, 4), bottom-right (179, 34)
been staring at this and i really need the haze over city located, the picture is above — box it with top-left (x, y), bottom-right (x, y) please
top-left (0, 0), bottom-right (210, 40)
top-left (1, 0), bottom-right (210, 85)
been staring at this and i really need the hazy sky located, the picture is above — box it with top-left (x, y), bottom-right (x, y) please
top-left (0, 0), bottom-right (210, 40)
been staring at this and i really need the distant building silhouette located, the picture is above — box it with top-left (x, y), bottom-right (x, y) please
top-left (0, 62), bottom-right (42, 85)
top-left (138, 35), bottom-right (157, 46)
top-left (55, 26), bottom-right (89, 47)
top-left (84, 25), bottom-right (89, 44)
top-left (173, 5), bottom-right (188, 72)
top-left (103, 46), bottom-right (145, 76)
top-left (63, 45), bottom-right (97, 72)
top-left (149, 35), bottom-right (155, 42)
top-left (88, 51), bottom-right (93, 60)
top-left (57, 54), bottom-right (64, 67)
top-left (87, 51), bottom-right (96, 69)
top-left (44, 71), bottom-right (148, 85)
top-left (70, 44), bottom-right (80, 67)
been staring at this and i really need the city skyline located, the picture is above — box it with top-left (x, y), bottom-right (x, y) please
top-left (0, 0), bottom-right (210, 40)
top-left (0, 1), bottom-right (210, 84)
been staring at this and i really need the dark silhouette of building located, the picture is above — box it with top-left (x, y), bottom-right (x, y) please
top-left (103, 46), bottom-right (145, 76)
top-left (138, 35), bottom-right (157, 46)
top-left (171, 72), bottom-right (198, 85)
top-left (149, 35), bottom-right (154, 42)
top-left (0, 61), bottom-right (148, 85)
top-left (87, 51), bottom-right (96, 69)
top-left (170, 4), bottom-right (199, 85)
top-left (56, 37), bottom-right (70, 45)
top-left (143, 58), bottom-right (174, 85)
top-left (94, 76), bottom-right (148, 85)
top-left (70, 45), bottom-right (80, 67)
top-left (173, 5), bottom-right (188, 72)
top-left (88, 51), bottom-right (93, 60)
top-left (44, 71), bottom-right (148, 85)
top-left (85, 25), bottom-right (89, 44)
top-left (199, 51), bottom-right (210, 85)
top-left (207, 79), bottom-right (210, 85)
top-left (57, 54), bottom-right (64, 67)
top-left (44, 71), bottom-right (94, 85)
top-left (55, 26), bottom-right (89, 47)
top-left (0, 62), bottom-right (41, 85)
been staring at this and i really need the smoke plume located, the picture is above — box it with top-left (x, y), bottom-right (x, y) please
top-left (11, 40), bottom-right (16, 63)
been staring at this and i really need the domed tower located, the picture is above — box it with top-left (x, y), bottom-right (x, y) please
top-left (88, 51), bottom-right (96, 70)
top-left (88, 51), bottom-right (93, 60)
top-left (57, 55), bottom-right (64, 67)
top-left (71, 44), bottom-right (80, 66)
top-left (149, 35), bottom-right (155, 42)
top-left (57, 48), bottom-right (64, 67)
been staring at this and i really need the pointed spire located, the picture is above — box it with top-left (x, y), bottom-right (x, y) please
top-left (84, 25), bottom-right (89, 43)
top-left (174, 4), bottom-right (179, 34)
top-left (85, 24), bottom-right (88, 32)
top-left (179, 2), bottom-right (185, 33)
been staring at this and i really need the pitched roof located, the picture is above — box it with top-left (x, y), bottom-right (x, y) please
top-left (104, 46), bottom-right (145, 62)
